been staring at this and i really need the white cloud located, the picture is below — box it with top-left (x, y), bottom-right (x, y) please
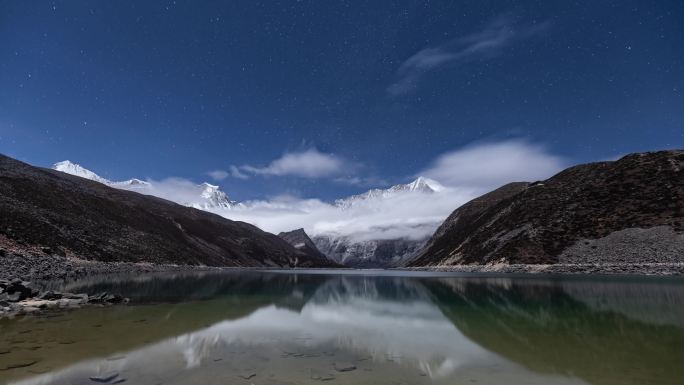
top-left (229, 165), bottom-right (249, 179)
top-left (203, 139), bottom-right (566, 242)
top-left (121, 177), bottom-right (226, 207)
top-left (333, 175), bottom-right (388, 187)
top-left (419, 140), bottom-right (565, 192)
top-left (211, 188), bottom-right (474, 242)
top-left (388, 15), bottom-right (550, 96)
top-left (236, 149), bottom-right (346, 178)
top-left (207, 170), bottom-right (229, 181)
top-left (108, 140), bottom-right (566, 244)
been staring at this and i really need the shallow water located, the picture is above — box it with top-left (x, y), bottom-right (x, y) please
top-left (1, 270), bottom-right (683, 385)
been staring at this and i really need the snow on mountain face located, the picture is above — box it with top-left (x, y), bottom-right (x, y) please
top-left (53, 160), bottom-right (112, 184)
top-left (191, 183), bottom-right (237, 209)
top-left (308, 177), bottom-right (446, 267)
top-left (52, 162), bottom-right (445, 267)
top-left (334, 176), bottom-right (444, 209)
top-left (52, 160), bottom-right (237, 209)
top-left (312, 234), bottom-right (427, 268)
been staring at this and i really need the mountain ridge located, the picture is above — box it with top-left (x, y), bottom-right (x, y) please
top-left (408, 150), bottom-right (684, 267)
top-left (312, 176), bottom-right (444, 267)
top-left (334, 176), bottom-right (444, 209)
top-left (278, 228), bottom-right (331, 264)
top-left (53, 160), bottom-right (238, 209)
top-left (0, 154), bottom-right (338, 268)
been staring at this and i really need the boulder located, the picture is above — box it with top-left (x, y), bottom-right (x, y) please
top-left (6, 280), bottom-right (36, 301)
top-left (39, 291), bottom-right (63, 300)
top-left (6, 292), bottom-right (22, 302)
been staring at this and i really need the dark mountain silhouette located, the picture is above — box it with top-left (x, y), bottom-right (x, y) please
top-left (278, 228), bottom-right (331, 264)
top-left (409, 150), bottom-right (684, 266)
top-left (0, 154), bottom-right (338, 268)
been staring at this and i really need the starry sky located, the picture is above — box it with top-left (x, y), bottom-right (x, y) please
top-left (1, 0), bottom-right (683, 200)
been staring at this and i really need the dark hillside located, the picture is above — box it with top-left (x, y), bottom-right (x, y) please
top-left (0, 154), bottom-right (338, 268)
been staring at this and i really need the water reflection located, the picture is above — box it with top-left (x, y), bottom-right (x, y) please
top-left (2, 271), bottom-right (683, 385)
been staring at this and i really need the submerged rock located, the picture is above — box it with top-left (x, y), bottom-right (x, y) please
top-left (333, 362), bottom-right (357, 372)
top-left (238, 372), bottom-right (256, 379)
top-left (89, 372), bottom-right (119, 383)
top-left (2, 360), bottom-right (38, 370)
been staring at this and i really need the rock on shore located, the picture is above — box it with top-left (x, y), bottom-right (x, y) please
top-left (0, 277), bottom-right (127, 318)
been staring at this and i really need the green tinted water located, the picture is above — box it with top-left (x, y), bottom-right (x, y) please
top-left (1, 271), bottom-right (683, 385)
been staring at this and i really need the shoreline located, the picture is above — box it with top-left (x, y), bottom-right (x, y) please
top-left (4, 251), bottom-right (684, 284)
top-left (3, 253), bottom-right (683, 319)
top-left (0, 252), bottom-right (234, 284)
top-left (4, 251), bottom-right (684, 285)
top-left (400, 263), bottom-right (684, 276)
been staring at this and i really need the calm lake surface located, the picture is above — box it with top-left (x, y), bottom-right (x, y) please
top-left (1, 270), bottom-right (683, 385)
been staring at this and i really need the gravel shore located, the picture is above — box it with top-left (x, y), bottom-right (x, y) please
top-left (3, 250), bottom-right (683, 286)
top-left (403, 263), bottom-right (684, 276)
top-left (0, 251), bottom-right (225, 284)
top-left (0, 251), bottom-right (230, 319)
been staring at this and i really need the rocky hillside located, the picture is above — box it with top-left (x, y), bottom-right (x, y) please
top-left (408, 150), bottom-right (684, 266)
top-left (311, 176), bottom-right (442, 267)
top-left (313, 234), bottom-right (427, 268)
top-left (277, 228), bottom-right (333, 265)
top-left (0, 154), bottom-right (337, 268)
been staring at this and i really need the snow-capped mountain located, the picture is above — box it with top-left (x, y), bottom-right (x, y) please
top-left (194, 182), bottom-right (235, 210)
top-left (52, 161), bottom-right (446, 267)
top-left (53, 160), bottom-right (113, 185)
top-left (52, 160), bottom-right (238, 209)
top-left (312, 234), bottom-right (428, 268)
top-left (310, 177), bottom-right (446, 267)
top-left (334, 176), bottom-right (444, 209)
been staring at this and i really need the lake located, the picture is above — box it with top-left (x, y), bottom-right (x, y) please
top-left (1, 270), bottom-right (683, 385)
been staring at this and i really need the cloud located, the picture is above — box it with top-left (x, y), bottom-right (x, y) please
top-left (419, 140), bottom-right (565, 192)
top-left (237, 148), bottom-right (347, 178)
top-left (388, 15), bottom-right (550, 96)
top-left (212, 188), bottom-right (474, 242)
top-left (229, 165), bottom-right (249, 179)
top-left (333, 175), bottom-right (388, 187)
top-left (109, 140), bottom-right (566, 244)
top-left (209, 139), bottom-right (565, 242)
top-left (119, 177), bottom-right (230, 208)
top-left (207, 170), bottom-right (229, 181)
top-left (208, 166), bottom-right (249, 181)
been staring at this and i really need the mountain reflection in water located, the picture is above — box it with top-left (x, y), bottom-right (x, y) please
top-left (1, 271), bottom-right (683, 385)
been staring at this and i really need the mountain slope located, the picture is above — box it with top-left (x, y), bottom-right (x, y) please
top-left (0, 154), bottom-right (337, 267)
top-left (53, 160), bottom-right (238, 209)
top-left (309, 177), bottom-right (443, 267)
top-left (313, 234), bottom-right (427, 268)
top-left (334, 176), bottom-right (443, 209)
top-left (277, 228), bottom-right (332, 264)
top-left (408, 150), bottom-right (684, 266)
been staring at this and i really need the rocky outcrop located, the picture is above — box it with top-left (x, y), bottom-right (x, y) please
top-left (0, 154), bottom-right (338, 269)
top-left (408, 150), bottom-right (684, 266)
top-left (277, 228), bottom-right (335, 266)
top-left (313, 235), bottom-right (427, 268)
top-left (0, 278), bottom-right (127, 318)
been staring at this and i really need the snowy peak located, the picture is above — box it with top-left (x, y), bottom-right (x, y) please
top-left (192, 182), bottom-right (237, 209)
top-left (111, 178), bottom-right (151, 189)
top-left (334, 176), bottom-right (444, 209)
top-left (394, 176), bottom-right (444, 193)
top-left (53, 160), bottom-right (111, 184)
top-left (52, 161), bottom-right (237, 209)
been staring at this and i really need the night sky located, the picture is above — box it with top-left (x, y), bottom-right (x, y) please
top-left (1, 1), bottom-right (682, 200)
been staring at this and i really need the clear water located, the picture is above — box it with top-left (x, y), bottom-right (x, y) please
top-left (1, 270), bottom-right (683, 385)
